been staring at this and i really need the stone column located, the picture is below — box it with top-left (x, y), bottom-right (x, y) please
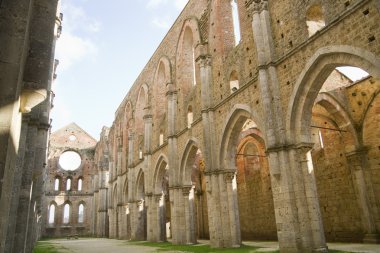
top-left (157, 194), bottom-right (166, 242)
top-left (182, 186), bottom-right (197, 244)
top-left (296, 145), bottom-right (327, 251)
top-left (97, 170), bottom-right (109, 237)
top-left (346, 149), bottom-right (380, 243)
top-left (146, 193), bottom-right (154, 241)
top-left (130, 200), bottom-right (146, 241)
top-left (224, 172), bottom-right (241, 247)
top-left (170, 186), bottom-right (189, 244)
top-left (205, 170), bottom-right (241, 248)
top-left (0, 1), bottom-right (32, 251)
top-left (12, 121), bottom-right (37, 253)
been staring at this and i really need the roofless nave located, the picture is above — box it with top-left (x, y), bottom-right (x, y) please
top-left (1, 0), bottom-right (380, 253)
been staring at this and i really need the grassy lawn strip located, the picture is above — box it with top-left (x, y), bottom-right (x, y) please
top-left (128, 241), bottom-right (356, 253)
top-left (32, 241), bottom-right (66, 253)
top-left (128, 241), bottom-right (279, 253)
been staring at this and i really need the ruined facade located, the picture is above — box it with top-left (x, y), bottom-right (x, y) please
top-left (0, 0), bottom-right (61, 252)
top-left (1, 0), bottom-right (380, 253)
top-left (43, 123), bottom-right (97, 238)
top-left (92, 0), bottom-right (380, 252)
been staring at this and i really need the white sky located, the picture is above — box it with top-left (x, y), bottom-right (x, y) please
top-left (52, 0), bottom-right (369, 140)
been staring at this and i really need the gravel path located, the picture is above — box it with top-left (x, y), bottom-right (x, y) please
top-left (45, 238), bottom-right (158, 253)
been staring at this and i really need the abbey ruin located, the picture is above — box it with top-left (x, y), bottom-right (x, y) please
top-left (1, 0), bottom-right (380, 253)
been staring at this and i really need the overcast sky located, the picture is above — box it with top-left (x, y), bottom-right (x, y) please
top-left (52, 0), bottom-right (368, 140)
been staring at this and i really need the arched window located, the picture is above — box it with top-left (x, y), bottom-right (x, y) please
top-left (66, 178), bottom-right (71, 191)
top-left (139, 146), bottom-right (143, 160)
top-left (159, 132), bottom-right (164, 146)
top-left (187, 106), bottom-right (193, 128)
top-left (231, 0), bottom-right (241, 45)
top-left (63, 203), bottom-right (70, 224)
top-left (229, 70), bottom-right (239, 93)
top-left (78, 178), bottom-right (83, 191)
top-left (54, 178), bottom-right (60, 191)
top-left (78, 204), bottom-right (84, 223)
top-left (306, 4), bottom-right (326, 37)
top-left (48, 204), bottom-right (55, 224)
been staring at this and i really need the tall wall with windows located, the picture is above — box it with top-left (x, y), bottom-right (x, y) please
top-left (43, 123), bottom-right (97, 238)
top-left (93, 0), bottom-right (380, 252)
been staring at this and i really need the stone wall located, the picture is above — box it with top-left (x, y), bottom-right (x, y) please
top-left (93, 0), bottom-right (380, 252)
top-left (43, 123), bottom-right (97, 238)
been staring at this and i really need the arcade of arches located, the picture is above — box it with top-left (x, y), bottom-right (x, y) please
top-left (1, 0), bottom-right (380, 253)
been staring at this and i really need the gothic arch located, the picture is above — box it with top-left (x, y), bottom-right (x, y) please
top-left (176, 17), bottom-right (202, 66)
top-left (287, 45), bottom-right (380, 144)
top-left (219, 104), bottom-right (265, 170)
top-left (123, 177), bottom-right (129, 204)
top-left (112, 184), bottom-right (118, 207)
top-left (152, 155), bottom-right (169, 194)
top-left (314, 92), bottom-right (359, 149)
top-left (154, 56), bottom-right (172, 84)
top-left (179, 138), bottom-right (202, 186)
top-left (135, 168), bottom-right (145, 200)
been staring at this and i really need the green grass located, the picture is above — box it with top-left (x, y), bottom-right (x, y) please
top-left (32, 241), bottom-right (67, 253)
top-left (128, 241), bottom-right (357, 253)
top-left (128, 241), bottom-right (279, 253)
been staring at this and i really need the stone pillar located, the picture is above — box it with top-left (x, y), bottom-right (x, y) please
top-left (170, 187), bottom-right (188, 244)
top-left (296, 145), bottom-right (327, 251)
top-left (205, 170), bottom-right (241, 248)
top-left (182, 186), bottom-right (197, 244)
top-left (97, 169), bottom-right (109, 237)
top-left (346, 149), bottom-right (380, 243)
top-left (130, 200), bottom-right (146, 241)
top-left (12, 121), bottom-right (37, 253)
top-left (224, 172), bottom-right (241, 247)
top-left (0, 1), bottom-right (32, 251)
top-left (25, 123), bottom-right (50, 252)
top-left (146, 193), bottom-right (154, 241)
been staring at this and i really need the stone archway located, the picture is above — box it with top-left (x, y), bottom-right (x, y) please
top-left (179, 139), bottom-right (209, 243)
top-left (149, 155), bottom-right (170, 242)
top-left (287, 46), bottom-right (380, 244)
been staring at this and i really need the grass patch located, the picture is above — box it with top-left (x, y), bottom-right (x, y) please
top-left (128, 241), bottom-right (357, 253)
top-left (128, 241), bottom-right (279, 253)
top-left (32, 241), bottom-right (67, 253)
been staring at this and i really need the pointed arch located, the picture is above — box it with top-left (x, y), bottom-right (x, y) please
top-left (112, 184), bottom-right (118, 207)
top-left (179, 138), bottom-right (202, 186)
top-left (135, 84), bottom-right (149, 135)
top-left (135, 168), bottom-right (145, 200)
top-left (78, 201), bottom-right (86, 223)
top-left (287, 45), bottom-right (380, 144)
top-left (154, 56), bottom-right (172, 85)
top-left (63, 201), bottom-right (72, 224)
top-left (314, 92), bottom-right (359, 149)
top-left (219, 104), bottom-right (265, 171)
top-left (48, 201), bottom-right (57, 225)
top-left (152, 154), bottom-right (169, 194)
top-left (123, 176), bottom-right (129, 204)
top-left (153, 57), bottom-right (172, 146)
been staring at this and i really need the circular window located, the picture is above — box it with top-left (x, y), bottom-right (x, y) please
top-left (59, 151), bottom-right (81, 171)
top-left (69, 135), bottom-right (77, 141)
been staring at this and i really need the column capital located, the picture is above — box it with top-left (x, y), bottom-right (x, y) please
top-left (182, 185), bottom-right (193, 196)
top-left (247, 0), bottom-right (268, 15)
top-left (224, 172), bottom-right (236, 183)
top-left (196, 55), bottom-right (212, 68)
